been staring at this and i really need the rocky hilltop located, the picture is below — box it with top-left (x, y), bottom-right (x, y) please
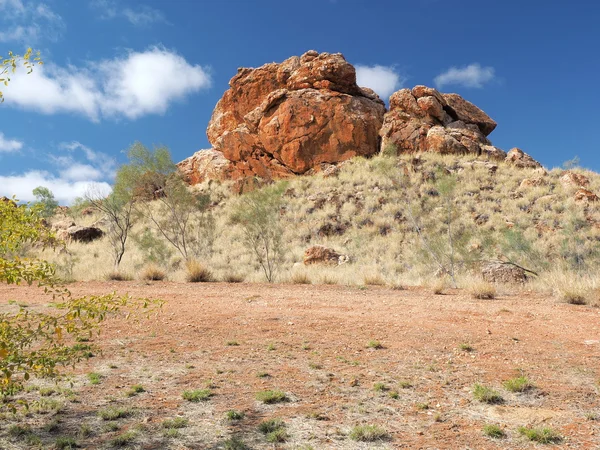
top-left (178, 51), bottom-right (539, 185)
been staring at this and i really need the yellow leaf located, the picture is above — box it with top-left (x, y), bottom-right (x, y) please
top-left (0, 348), bottom-right (8, 359)
top-left (55, 327), bottom-right (62, 340)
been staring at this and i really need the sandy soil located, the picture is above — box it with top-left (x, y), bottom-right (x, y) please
top-left (1, 281), bottom-right (599, 449)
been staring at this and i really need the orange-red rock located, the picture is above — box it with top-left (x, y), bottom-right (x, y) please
top-left (177, 149), bottom-right (232, 185)
top-left (560, 171), bottom-right (590, 189)
top-left (380, 85), bottom-right (502, 158)
top-left (505, 148), bottom-right (542, 169)
top-left (205, 51), bottom-right (386, 181)
top-left (574, 188), bottom-right (599, 203)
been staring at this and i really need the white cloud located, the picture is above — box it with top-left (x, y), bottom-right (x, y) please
top-left (90, 0), bottom-right (167, 26)
top-left (0, 0), bottom-right (65, 43)
top-left (355, 64), bottom-right (403, 101)
top-left (0, 170), bottom-right (111, 204)
top-left (2, 47), bottom-right (211, 121)
top-left (0, 132), bottom-right (23, 152)
top-left (434, 63), bottom-right (495, 89)
top-left (0, 141), bottom-right (115, 204)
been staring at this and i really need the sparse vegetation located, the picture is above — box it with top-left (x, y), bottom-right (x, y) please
top-left (483, 424), bottom-right (506, 438)
top-left (518, 426), bottom-right (562, 444)
top-left (503, 376), bottom-right (534, 393)
top-left (185, 259), bottom-right (214, 282)
top-left (349, 424), bottom-right (389, 442)
top-left (226, 410), bottom-right (244, 421)
top-left (367, 340), bottom-right (383, 349)
top-left (182, 389), bottom-right (212, 402)
top-left (98, 407), bottom-right (132, 421)
top-left (473, 383), bottom-right (503, 404)
top-left (162, 417), bottom-right (188, 429)
top-left (469, 281), bottom-right (496, 299)
top-left (126, 384), bottom-right (145, 397)
top-left (256, 390), bottom-right (287, 404)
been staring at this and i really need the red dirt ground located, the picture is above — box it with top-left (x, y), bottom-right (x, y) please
top-left (1, 281), bottom-right (599, 449)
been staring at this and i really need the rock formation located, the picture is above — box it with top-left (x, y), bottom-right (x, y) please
top-left (303, 245), bottom-right (349, 266)
top-left (380, 85), bottom-right (505, 159)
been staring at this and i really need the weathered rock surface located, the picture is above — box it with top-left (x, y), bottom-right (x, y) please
top-left (505, 148), bottom-right (541, 169)
top-left (205, 50), bottom-right (386, 181)
top-left (560, 171), bottom-right (590, 189)
top-left (380, 85), bottom-right (505, 159)
top-left (57, 226), bottom-right (104, 243)
top-left (481, 261), bottom-right (528, 283)
top-left (574, 188), bottom-right (599, 203)
top-left (303, 245), bottom-right (349, 266)
top-left (177, 149), bottom-right (232, 185)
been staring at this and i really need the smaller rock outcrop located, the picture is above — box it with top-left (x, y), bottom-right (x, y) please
top-left (303, 245), bottom-right (349, 266)
top-left (481, 261), bottom-right (528, 284)
top-left (177, 149), bottom-right (232, 185)
top-left (57, 226), bottom-right (104, 243)
top-left (574, 188), bottom-right (599, 203)
top-left (380, 85), bottom-right (505, 159)
top-left (560, 172), bottom-right (589, 189)
top-left (505, 148), bottom-right (541, 169)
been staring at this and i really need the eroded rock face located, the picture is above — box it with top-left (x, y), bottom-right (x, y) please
top-left (57, 226), bottom-right (104, 243)
top-left (505, 148), bottom-right (541, 169)
top-left (206, 50), bottom-right (386, 180)
top-left (380, 85), bottom-right (504, 159)
top-left (177, 149), bottom-right (232, 185)
top-left (560, 171), bottom-right (590, 189)
top-left (481, 261), bottom-right (528, 284)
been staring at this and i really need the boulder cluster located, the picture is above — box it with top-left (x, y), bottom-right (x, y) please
top-left (178, 50), bottom-right (540, 185)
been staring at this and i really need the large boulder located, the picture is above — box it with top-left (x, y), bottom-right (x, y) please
top-left (204, 50), bottom-right (386, 181)
top-left (481, 261), bottom-right (528, 284)
top-left (58, 226), bottom-right (104, 243)
top-left (505, 148), bottom-right (542, 169)
top-left (380, 85), bottom-right (504, 159)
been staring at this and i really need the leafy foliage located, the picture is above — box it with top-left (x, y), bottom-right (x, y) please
top-left (0, 199), bottom-right (161, 411)
top-left (0, 48), bottom-right (42, 102)
top-left (32, 186), bottom-right (59, 219)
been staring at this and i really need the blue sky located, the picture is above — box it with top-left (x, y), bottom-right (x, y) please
top-left (0, 0), bottom-right (599, 204)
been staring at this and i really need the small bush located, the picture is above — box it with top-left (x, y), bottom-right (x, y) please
top-left (223, 272), bottom-right (245, 283)
top-left (182, 389), bottom-right (212, 402)
top-left (110, 430), bottom-right (137, 447)
top-left (364, 274), bottom-right (386, 286)
top-left (98, 407), bottom-right (132, 421)
top-left (459, 343), bottom-right (474, 352)
top-left (185, 260), bottom-right (213, 283)
top-left (126, 384), bottom-right (145, 397)
top-left (290, 271), bottom-right (312, 285)
top-left (518, 426), bottom-right (561, 443)
top-left (373, 382), bottom-right (388, 392)
top-left (560, 289), bottom-right (587, 305)
top-left (226, 410), bottom-right (244, 421)
top-left (162, 417), bottom-right (188, 429)
top-left (256, 390), bottom-right (287, 404)
top-left (266, 428), bottom-right (289, 443)
top-left (223, 437), bottom-right (249, 450)
top-left (367, 340), bottom-right (383, 349)
top-left (483, 424), bottom-right (506, 438)
top-left (349, 424), bottom-right (389, 442)
top-left (473, 383), bottom-right (503, 404)
top-left (258, 419), bottom-right (285, 434)
top-left (105, 271), bottom-right (133, 281)
top-left (140, 264), bottom-right (166, 281)
top-left (55, 436), bottom-right (78, 449)
top-left (87, 372), bottom-right (102, 385)
top-left (503, 376), bottom-right (534, 393)
top-left (431, 279), bottom-right (447, 295)
top-left (470, 281), bottom-right (496, 299)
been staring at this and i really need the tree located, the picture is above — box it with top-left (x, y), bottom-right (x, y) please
top-left (230, 182), bottom-right (287, 282)
top-left (85, 185), bottom-right (136, 270)
top-left (0, 198), bottom-right (161, 411)
top-left (32, 186), bottom-right (58, 218)
top-left (117, 142), bottom-right (215, 262)
top-left (1, 48), bottom-right (42, 102)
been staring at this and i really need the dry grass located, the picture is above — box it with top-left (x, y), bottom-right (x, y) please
top-left (105, 271), bottom-right (133, 281)
top-left (469, 280), bottom-right (496, 299)
top-left (140, 263), bottom-right (167, 281)
top-left (185, 260), bottom-right (214, 283)
top-left (290, 271), bottom-right (312, 285)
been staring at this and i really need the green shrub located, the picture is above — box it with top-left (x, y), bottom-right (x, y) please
top-left (349, 424), bottom-right (389, 442)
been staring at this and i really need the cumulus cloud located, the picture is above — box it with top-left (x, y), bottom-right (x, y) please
top-left (0, 132), bottom-right (23, 152)
top-left (0, 141), bottom-right (115, 204)
top-left (2, 47), bottom-right (211, 121)
top-left (355, 64), bottom-right (404, 101)
top-left (0, 0), bottom-right (65, 43)
top-left (90, 0), bottom-right (167, 26)
top-left (434, 63), bottom-right (495, 89)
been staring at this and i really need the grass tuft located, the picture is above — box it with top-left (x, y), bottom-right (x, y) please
top-left (97, 407), bottom-right (132, 421)
top-left (503, 376), bottom-right (534, 393)
top-left (483, 424), bottom-right (506, 438)
top-left (349, 424), bottom-right (389, 442)
top-left (140, 264), bottom-right (166, 281)
top-left (469, 281), bottom-right (496, 299)
top-left (185, 260), bottom-right (213, 283)
top-left (473, 383), bottom-right (503, 404)
top-left (182, 389), bottom-right (212, 402)
top-left (256, 390), bottom-right (287, 404)
top-left (518, 426), bottom-right (561, 443)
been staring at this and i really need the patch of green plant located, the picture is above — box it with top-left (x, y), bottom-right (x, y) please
top-left (517, 426), bottom-right (561, 444)
top-left (256, 390), bottom-right (287, 404)
top-left (373, 382), bottom-right (388, 392)
top-left (399, 380), bottom-right (413, 389)
top-left (8, 424), bottom-right (32, 438)
top-left (163, 428), bottom-right (180, 438)
top-left (182, 389), bottom-right (212, 402)
top-left (503, 376), bottom-right (534, 393)
top-left (97, 407), bottom-right (132, 421)
top-left (44, 418), bottom-right (60, 432)
top-left (223, 437), bottom-right (249, 450)
top-left (416, 402), bottom-right (430, 410)
top-left (483, 424), bottom-right (506, 438)
top-left (39, 387), bottom-right (57, 396)
top-left (102, 422), bottom-right (120, 432)
top-left (226, 340), bottom-right (240, 346)
top-left (162, 417), bottom-right (188, 429)
top-left (258, 418), bottom-right (285, 434)
top-left (55, 436), bottom-right (77, 449)
top-left (389, 390), bottom-right (399, 399)
top-left (256, 371), bottom-right (270, 378)
top-left (109, 430), bottom-right (137, 447)
top-left (31, 398), bottom-right (63, 414)
top-left (78, 424), bottom-right (92, 439)
top-left (126, 384), bottom-right (145, 397)
top-left (349, 424), bottom-right (389, 442)
top-left (87, 372), bottom-right (102, 385)
top-left (459, 343), bottom-right (473, 352)
top-left (473, 383), bottom-right (503, 404)
top-left (226, 410), bottom-right (244, 421)
top-left (266, 428), bottom-right (289, 443)
top-left (367, 340), bottom-right (383, 349)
